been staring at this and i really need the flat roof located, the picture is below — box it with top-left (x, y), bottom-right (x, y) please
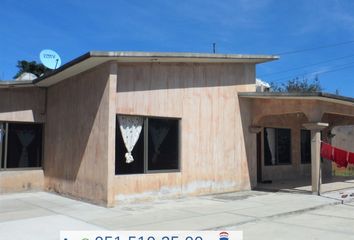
top-left (2, 51), bottom-right (276, 87)
top-left (238, 92), bottom-right (354, 106)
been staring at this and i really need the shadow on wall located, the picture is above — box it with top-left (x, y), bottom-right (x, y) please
top-left (238, 97), bottom-right (257, 189)
top-left (44, 65), bottom-right (109, 184)
top-left (0, 88), bottom-right (46, 122)
top-left (116, 63), bottom-right (254, 92)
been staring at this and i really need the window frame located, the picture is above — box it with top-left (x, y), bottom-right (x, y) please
top-left (0, 121), bottom-right (44, 171)
top-left (116, 114), bottom-right (181, 175)
top-left (264, 127), bottom-right (292, 166)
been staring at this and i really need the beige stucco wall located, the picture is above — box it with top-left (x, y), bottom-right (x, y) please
top-left (114, 62), bottom-right (257, 202)
top-left (0, 87), bottom-right (45, 193)
top-left (0, 170), bottom-right (44, 193)
top-left (0, 87), bottom-right (45, 123)
top-left (44, 62), bottom-right (116, 206)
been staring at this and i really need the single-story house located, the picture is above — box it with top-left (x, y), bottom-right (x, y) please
top-left (0, 51), bottom-right (353, 207)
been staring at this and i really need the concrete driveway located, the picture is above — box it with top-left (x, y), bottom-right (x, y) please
top-left (1, 190), bottom-right (354, 240)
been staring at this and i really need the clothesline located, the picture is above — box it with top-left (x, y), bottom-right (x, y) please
top-left (320, 141), bottom-right (354, 168)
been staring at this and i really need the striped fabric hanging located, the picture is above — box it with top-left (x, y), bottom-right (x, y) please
top-left (320, 142), bottom-right (333, 160)
top-left (349, 152), bottom-right (354, 165)
top-left (320, 142), bottom-right (354, 168)
top-left (333, 147), bottom-right (348, 168)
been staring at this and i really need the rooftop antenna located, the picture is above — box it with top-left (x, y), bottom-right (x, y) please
top-left (213, 43), bottom-right (216, 54)
top-left (39, 49), bottom-right (61, 70)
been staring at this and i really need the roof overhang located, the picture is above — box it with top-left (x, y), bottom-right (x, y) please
top-left (238, 92), bottom-right (354, 106)
top-left (28, 51), bottom-right (278, 87)
top-left (0, 80), bottom-right (35, 88)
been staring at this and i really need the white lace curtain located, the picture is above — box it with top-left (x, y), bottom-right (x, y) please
top-left (266, 128), bottom-right (276, 165)
top-left (17, 130), bottom-right (35, 167)
top-left (118, 116), bottom-right (144, 164)
top-left (0, 123), bottom-right (4, 144)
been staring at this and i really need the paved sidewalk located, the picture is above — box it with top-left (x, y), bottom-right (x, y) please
top-left (226, 201), bottom-right (354, 239)
top-left (0, 190), bottom-right (353, 240)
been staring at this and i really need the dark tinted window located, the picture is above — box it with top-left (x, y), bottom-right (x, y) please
top-left (301, 129), bottom-right (311, 164)
top-left (264, 128), bottom-right (291, 165)
top-left (115, 116), bottom-right (180, 175)
top-left (148, 118), bottom-right (179, 171)
top-left (277, 128), bottom-right (291, 164)
top-left (6, 123), bottom-right (42, 168)
top-left (0, 123), bottom-right (5, 168)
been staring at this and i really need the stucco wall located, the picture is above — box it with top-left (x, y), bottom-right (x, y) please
top-left (44, 62), bottom-right (116, 206)
top-left (0, 170), bottom-right (44, 193)
top-left (114, 62), bottom-right (256, 202)
top-left (0, 87), bottom-right (45, 123)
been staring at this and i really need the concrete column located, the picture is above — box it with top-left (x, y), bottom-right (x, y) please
top-left (303, 122), bottom-right (329, 195)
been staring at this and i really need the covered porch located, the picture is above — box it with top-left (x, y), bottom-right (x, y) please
top-left (240, 92), bottom-right (354, 195)
top-left (256, 176), bottom-right (354, 195)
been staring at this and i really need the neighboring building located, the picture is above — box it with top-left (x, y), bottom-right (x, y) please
top-left (332, 125), bottom-right (354, 152)
top-left (0, 51), bottom-right (353, 207)
top-left (256, 78), bottom-right (270, 92)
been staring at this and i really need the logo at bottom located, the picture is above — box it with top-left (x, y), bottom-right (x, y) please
top-left (219, 232), bottom-right (229, 240)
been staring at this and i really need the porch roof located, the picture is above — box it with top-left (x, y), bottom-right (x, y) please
top-left (239, 91), bottom-right (354, 126)
top-left (238, 92), bottom-right (354, 106)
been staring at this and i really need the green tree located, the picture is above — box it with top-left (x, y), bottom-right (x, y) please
top-left (14, 60), bottom-right (50, 78)
top-left (270, 76), bottom-right (322, 93)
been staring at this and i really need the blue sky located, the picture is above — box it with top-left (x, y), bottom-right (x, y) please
top-left (1, 0), bottom-right (354, 97)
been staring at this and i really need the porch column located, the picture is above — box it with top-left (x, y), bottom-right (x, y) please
top-left (303, 122), bottom-right (329, 195)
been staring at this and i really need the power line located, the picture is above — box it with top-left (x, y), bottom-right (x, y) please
top-left (268, 60), bottom-right (354, 83)
top-left (259, 53), bottom-right (354, 77)
top-left (275, 40), bottom-right (354, 56)
top-left (313, 63), bottom-right (354, 76)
